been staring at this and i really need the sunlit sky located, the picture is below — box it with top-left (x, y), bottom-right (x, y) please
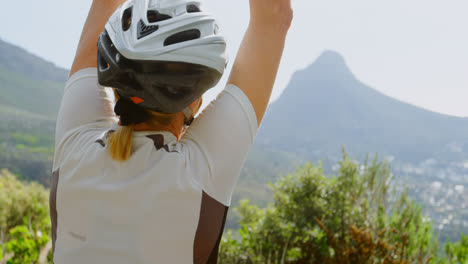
top-left (1, 0), bottom-right (467, 117)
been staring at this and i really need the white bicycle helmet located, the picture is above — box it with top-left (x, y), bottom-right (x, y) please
top-left (97, 0), bottom-right (227, 120)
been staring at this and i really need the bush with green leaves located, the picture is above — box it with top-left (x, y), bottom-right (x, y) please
top-left (0, 169), bottom-right (51, 264)
top-left (220, 153), bottom-right (442, 263)
top-left (437, 233), bottom-right (468, 264)
top-left (4, 225), bottom-right (51, 264)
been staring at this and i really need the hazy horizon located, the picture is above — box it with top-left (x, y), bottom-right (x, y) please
top-left (2, 0), bottom-right (467, 117)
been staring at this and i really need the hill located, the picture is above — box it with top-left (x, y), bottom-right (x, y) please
top-left (0, 38), bottom-right (67, 119)
top-left (256, 51), bottom-right (468, 163)
top-left (0, 38), bottom-right (67, 185)
top-left (0, 38), bottom-right (68, 83)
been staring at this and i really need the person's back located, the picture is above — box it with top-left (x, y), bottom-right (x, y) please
top-left (52, 70), bottom-right (256, 263)
top-left (49, 0), bottom-right (293, 263)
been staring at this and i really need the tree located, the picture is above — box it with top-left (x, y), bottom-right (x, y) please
top-left (0, 169), bottom-right (51, 264)
top-left (437, 234), bottom-right (468, 264)
top-left (220, 153), bottom-right (440, 263)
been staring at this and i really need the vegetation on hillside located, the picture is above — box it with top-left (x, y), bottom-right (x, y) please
top-left (0, 115), bottom-right (55, 187)
top-left (219, 154), bottom-right (468, 263)
top-left (0, 169), bottom-right (52, 264)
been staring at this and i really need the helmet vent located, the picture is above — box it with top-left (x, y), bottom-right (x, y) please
top-left (137, 20), bottom-right (159, 39)
top-left (122, 7), bottom-right (133, 31)
top-left (186, 4), bottom-right (201, 13)
top-left (164, 29), bottom-right (201, 46)
top-left (147, 10), bottom-right (172, 23)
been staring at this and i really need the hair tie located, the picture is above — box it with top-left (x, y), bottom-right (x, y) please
top-left (114, 98), bottom-right (150, 126)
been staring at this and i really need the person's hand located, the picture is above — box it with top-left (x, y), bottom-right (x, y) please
top-left (249, 0), bottom-right (293, 34)
top-left (227, 0), bottom-right (293, 126)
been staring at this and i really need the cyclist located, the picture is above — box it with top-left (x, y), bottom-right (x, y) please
top-left (49, 0), bottom-right (292, 263)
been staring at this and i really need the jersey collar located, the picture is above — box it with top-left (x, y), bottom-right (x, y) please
top-left (108, 123), bottom-right (178, 145)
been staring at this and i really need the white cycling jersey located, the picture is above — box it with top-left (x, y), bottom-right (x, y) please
top-left (50, 68), bottom-right (258, 264)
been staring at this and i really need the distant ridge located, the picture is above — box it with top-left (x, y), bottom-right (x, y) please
top-left (0, 38), bottom-right (67, 119)
top-left (0, 38), bottom-right (69, 83)
top-left (256, 50), bottom-right (468, 162)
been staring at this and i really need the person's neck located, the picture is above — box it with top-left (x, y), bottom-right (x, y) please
top-left (133, 113), bottom-right (185, 140)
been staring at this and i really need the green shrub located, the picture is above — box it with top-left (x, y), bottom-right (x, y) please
top-left (220, 153), bottom-right (440, 263)
top-left (0, 169), bottom-right (51, 264)
top-left (437, 234), bottom-right (468, 264)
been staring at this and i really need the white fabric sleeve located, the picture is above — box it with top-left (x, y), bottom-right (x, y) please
top-left (182, 84), bottom-right (258, 206)
top-left (55, 68), bottom-right (117, 147)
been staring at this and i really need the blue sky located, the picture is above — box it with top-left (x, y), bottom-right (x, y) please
top-left (1, 0), bottom-right (467, 117)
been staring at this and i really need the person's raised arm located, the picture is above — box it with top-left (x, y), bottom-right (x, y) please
top-left (227, 0), bottom-right (293, 127)
top-left (70, 0), bottom-right (127, 77)
top-left (55, 0), bottom-right (126, 145)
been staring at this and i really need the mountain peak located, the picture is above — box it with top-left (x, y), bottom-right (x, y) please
top-left (308, 50), bottom-right (350, 73)
top-left (297, 50), bottom-right (354, 83)
top-left (315, 50), bottom-right (347, 65)
top-left (259, 49), bottom-right (468, 163)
